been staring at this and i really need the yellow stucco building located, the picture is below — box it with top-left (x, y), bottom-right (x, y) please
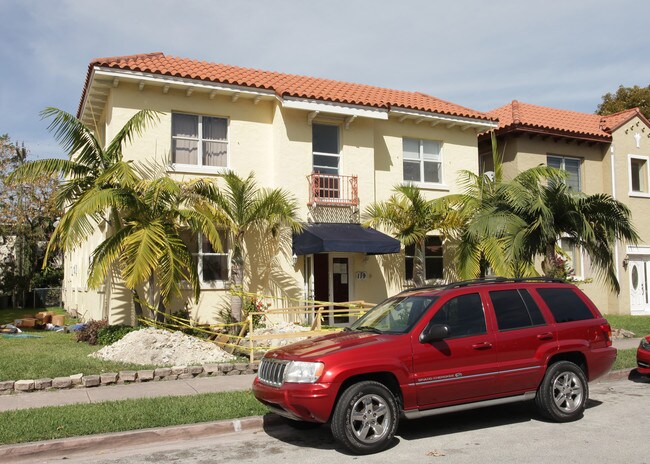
top-left (66, 53), bottom-right (497, 324)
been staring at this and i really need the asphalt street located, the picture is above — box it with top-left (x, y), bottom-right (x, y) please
top-left (28, 375), bottom-right (650, 464)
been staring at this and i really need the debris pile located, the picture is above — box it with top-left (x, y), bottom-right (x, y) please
top-left (91, 327), bottom-right (236, 366)
top-left (249, 321), bottom-right (312, 348)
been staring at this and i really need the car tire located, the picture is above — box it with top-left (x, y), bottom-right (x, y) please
top-left (331, 380), bottom-right (399, 455)
top-left (535, 361), bottom-right (588, 422)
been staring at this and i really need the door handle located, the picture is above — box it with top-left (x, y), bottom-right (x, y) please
top-left (472, 342), bottom-right (493, 350)
top-left (537, 332), bottom-right (554, 341)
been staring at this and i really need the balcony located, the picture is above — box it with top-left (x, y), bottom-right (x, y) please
top-left (307, 173), bottom-right (359, 207)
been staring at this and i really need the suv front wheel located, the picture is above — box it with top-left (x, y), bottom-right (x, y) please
top-left (331, 380), bottom-right (399, 454)
top-left (535, 361), bottom-right (588, 422)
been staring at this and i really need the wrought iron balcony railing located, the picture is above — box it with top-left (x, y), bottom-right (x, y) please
top-left (307, 173), bottom-right (359, 207)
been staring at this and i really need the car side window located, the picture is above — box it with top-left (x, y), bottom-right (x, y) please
top-left (489, 289), bottom-right (546, 331)
top-left (429, 293), bottom-right (486, 338)
top-left (536, 288), bottom-right (595, 323)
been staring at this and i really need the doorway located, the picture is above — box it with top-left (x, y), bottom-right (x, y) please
top-left (312, 254), bottom-right (353, 326)
top-left (629, 257), bottom-right (650, 314)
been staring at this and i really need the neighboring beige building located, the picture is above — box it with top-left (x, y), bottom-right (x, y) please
top-left (479, 100), bottom-right (650, 315)
top-left (67, 52), bottom-right (497, 325)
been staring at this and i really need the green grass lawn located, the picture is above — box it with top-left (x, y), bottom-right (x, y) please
top-left (0, 391), bottom-right (267, 445)
top-left (612, 348), bottom-right (637, 371)
top-left (0, 308), bottom-right (156, 381)
top-left (606, 314), bottom-right (650, 336)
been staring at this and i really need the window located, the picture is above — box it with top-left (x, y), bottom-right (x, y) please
top-left (403, 138), bottom-right (442, 184)
top-left (629, 155), bottom-right (649, 194)
top-left (429, 293), bottom-right (486, 338)
top-left (405, 236), bottom-right (443, 281)
top-left (536, 288), bottom-right (595, 323)
top-left (172, 113), bottom-right (228, 168)
top-left (547, 155), bottom-right (581, 191)
top-left (312, 123), bottom-right (340, 175)
top-left (182, 231), bottom-right (229, 283)
top-left (489, 289), bottom-right (546, 331)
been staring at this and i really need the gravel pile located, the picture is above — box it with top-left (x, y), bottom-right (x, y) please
top-left (91, 327), bottom-right (236, 366)
top-left (250, 321), bottom-right (312, 349)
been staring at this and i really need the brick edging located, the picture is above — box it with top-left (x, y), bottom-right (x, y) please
top-left (0, 362), bottom-right (259, 395)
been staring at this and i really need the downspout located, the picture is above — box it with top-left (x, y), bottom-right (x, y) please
top-left (610, 144), bottom-right (620, 282)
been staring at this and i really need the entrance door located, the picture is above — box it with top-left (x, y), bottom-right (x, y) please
top-left (630, 259), bottom-right (650, 314)
top-left (331, 257), bottom-right (350, 325)
top-left (312, 254), bottom-right (353, 326)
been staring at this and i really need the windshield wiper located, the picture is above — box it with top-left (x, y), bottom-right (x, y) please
top-left (355, 326), bottom-right (383, 334)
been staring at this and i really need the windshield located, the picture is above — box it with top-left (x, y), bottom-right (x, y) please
top-left (350, 295), bottom-right (438, 334)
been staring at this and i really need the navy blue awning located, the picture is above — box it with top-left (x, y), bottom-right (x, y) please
top-left (292, 223), bottom-right (400, 255)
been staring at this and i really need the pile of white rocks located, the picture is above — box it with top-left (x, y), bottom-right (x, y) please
top-left (91, 327), bottom-right (236, 366)
top-left (249, 321), bottom-right (312, 349)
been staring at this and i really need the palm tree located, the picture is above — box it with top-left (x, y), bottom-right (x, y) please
top-left (82, 174), bottom-right (226, 318)
top-left (450, 134), bottom-right (555, 279)
top-left (507, 176), bottom-right (638, 292)
top-left (8, 107), bottom-right (161, 318)
top-left (364, 184), bottom-right (455, 287)
top-left (207, 171), bottom-right (301, 321)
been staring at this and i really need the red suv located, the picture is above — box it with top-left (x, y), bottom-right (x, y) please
top-left (253, 278), bottom-right (616, 454)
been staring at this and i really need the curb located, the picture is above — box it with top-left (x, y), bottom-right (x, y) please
top-left (0, 414), bottom-right (284, 462)
top-left (0, 362), bottom-right (259, 396)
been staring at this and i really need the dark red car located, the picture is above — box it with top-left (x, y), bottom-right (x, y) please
top-left (638, 335), bottom-right (650, 375)
top-left (253, 278), bottom-right (616, 454)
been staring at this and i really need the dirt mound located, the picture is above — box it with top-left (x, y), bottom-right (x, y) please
top-left (91, 327), bottom-right (236, 366)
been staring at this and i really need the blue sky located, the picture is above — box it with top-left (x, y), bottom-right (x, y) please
top-left (1, 0), bottom-right (649, 159)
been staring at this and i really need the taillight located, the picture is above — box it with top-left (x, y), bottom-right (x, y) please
top-left (600, 323), bottom-right (612, 347)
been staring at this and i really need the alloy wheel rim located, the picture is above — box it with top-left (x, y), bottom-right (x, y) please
top-left (552, 372), bottom-right (583, 413)
top-left (349, 394), bottom-right (391, 443)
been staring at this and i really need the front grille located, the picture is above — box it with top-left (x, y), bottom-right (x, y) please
top-left (258, 358), bottom-right (289, 387)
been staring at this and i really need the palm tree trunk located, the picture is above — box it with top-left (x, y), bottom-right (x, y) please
top-left (413, 238), bottom-right (426, 287)
top-left (230, 239), bottom-right (244, 322)
top-left (132, 289), bottom-right (143, 326)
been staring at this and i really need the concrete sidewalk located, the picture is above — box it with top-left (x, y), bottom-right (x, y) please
top-left (0, 374), bottom-right (256, 412)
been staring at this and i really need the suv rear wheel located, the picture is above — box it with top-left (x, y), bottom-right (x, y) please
top-left (535, 361), bottom-right (588, 422)
top-left (331, 381), bottom-right (398, 454)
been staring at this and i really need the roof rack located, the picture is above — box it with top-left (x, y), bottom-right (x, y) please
top-left (405, 277), bottom-right (565, 293)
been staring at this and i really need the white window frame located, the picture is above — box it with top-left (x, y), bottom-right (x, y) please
top-left (402, 138), bottom-right (446, 189)
top-left (312, 123), bottom-right (341, 175)
top-left (628, 154), bottom-right (650, 198)
top-left (547, 155), bottom-right (582, 192)
top-left (170, 112), bottom-right (229, 175)
top-left (185, 232), bottom-right (230, 289)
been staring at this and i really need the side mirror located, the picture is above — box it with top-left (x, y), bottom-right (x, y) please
top-left (419, 324), bottom-right (450, 344)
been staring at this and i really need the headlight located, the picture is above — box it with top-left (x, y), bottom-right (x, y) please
top-left (640, 337), bottom-right (650, 351)
top-left (283, 361), bottom-right (324, 383)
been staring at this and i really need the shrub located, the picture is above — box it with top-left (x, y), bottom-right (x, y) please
top-left (97, 325), bottom-right (139, 345)
top-left (76, 320), bottom-right (108, 345)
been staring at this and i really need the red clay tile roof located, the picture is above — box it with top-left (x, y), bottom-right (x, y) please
top-left (599, 107), bottom-right (649, 132)
top-left (79, 52), bottom-right (494, 122)
top-left (487, 100), bottom-right (648, 141)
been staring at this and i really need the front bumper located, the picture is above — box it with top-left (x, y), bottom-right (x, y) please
top-left (637, 343), bottom-right (650, 375)
top-left (252, 377), bottom-right (339, 423)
